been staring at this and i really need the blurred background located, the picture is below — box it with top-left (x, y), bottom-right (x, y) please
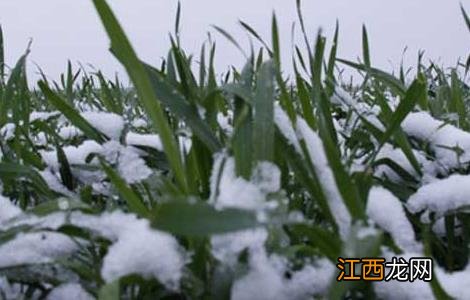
top-left (0, 0), bottom-right (468, 83)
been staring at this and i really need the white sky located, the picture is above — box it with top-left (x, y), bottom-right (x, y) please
top-left (0, 0), bottom-right (468, 83)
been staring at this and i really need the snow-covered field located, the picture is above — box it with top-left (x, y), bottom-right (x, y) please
top-left (0, 0), bottom-right (469, 299)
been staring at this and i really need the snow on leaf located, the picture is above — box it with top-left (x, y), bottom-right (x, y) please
top-left (30, 111), bottom-right (60, 122)
top-left (367, 186), bottom-right (422, 252)
top-left (81, 111), bottom-right (124, 140)
top-left (403, 111), bottom-right (470, 172)
top-left (407, 174), bottom-right (470, 219)
top-left (46, 283), bottom-right (94, 300)
top-left (209, 154), bottom-right (280, 212)
top-left (296, 117), bottom-right (352, 239)
top-left (0, 195), bottom-right (22, 223)
top-left (0, 123), bottom-right (15, 141)
top-left (231, 249), bottom-right (334, 300)
top-left (0, 232), bottom-right (77, 268)
top-left (126, 132), bottom-right (163, 151)
top-left (71, 211), bottom-right (187, 290)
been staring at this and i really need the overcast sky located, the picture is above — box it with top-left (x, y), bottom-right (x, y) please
top-left (0, 0), bottom-right (468, 83)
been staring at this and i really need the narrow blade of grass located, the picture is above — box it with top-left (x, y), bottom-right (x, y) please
top-left (362, 25), bottom-right (371, 68)
top-left (239, 21), bottom-right (272, 55)
top-left (372, 158), bottom-right (418, 183)
top-left (65, 60), bottom-right (75, 103)
top-left (253, 60), bottom-right (275, 162)
top-left (287, 224), bottom-right (341, 262)
top-left (337, 58), bottom-right (406, 97)
top-left (56, 143), bottom-right (75, 191)
top-left (450, 69), bottom-right (467, 130)
top-left (198, 43), bottom-right (206, 88)
top-left (422, 224), bottom-right (453, 300)
top-left (30, 198), bottom-right (91, 216)
top-left (279, 132), bottom-right (337, 231)
top-left (326, 21), bottom-right (339, 94)
top-left (92, 0), bottom-right (188, 192)
top-left (174, 1), bottom-right (182, 44)
top-left (96, 71), bottom-right (122, 114)
top-left (271, 14), bottom-right (281, 68)
top-left (144, 64), bottom-right (221, 152)
top-left (151, 201), bottom-right (259, 236)
top-left (233, 97), bottom-right (253, 179)
top-left (38, 81), bottom-right (107, 143)
top-left (0, 51), bottom-right (29, 127)
top-left (0, 25), bottom-right (4, 81)
top-left (461, 4), bottom-right (470, 33)
top-left (379, 77), bottom-right (426, 146)
top-left (296, 74), bottom-right (316, 129)
top-left (313, 34), bottom-right (365, 220)
top-left (371, 87), bottom-right (422, 175)
top-left (0, 162), bottom-right (54, 199)
top-left (212, 25), bottom-right (247, 58)
top-left (100, 159), bottom-right (149, 218)
top-left (231, 61), bottom-right (255, 178)
top-left (98, 280), bottom-right (120, 300)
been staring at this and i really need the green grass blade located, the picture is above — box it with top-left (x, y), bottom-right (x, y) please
top-left (461, 4), bottom-right (470, 33)
top-left (174, 1), bottom-right (182, 45)
top-left (465, 54), bottom-right (470, 75)
top-left (296, 74), bottom-right (316, 129)
top-left (144, 65), bottom-right (222, 152)
top-left (361, 24), bottom-right (372, 87)
top-left (231, 60), bottom-right (254, 178)
top-left (92, 0), bottom-right (188, 193)
top-left (0, 162), bottom-right (54, 199)
top-left (450, 69), bottom-right (467, 130)
top-left (313, 33), bottom-right (338, 144)
top-left (326, 20), bottom-right (339, 93)
top-left (96, 71), bottom-right (122, 114)
top-left (239, 21), bottom-right (272, 55)
top-left (362, 24), bottom-right (371, 67)
top-left (38, 81), bottom-right (107, 143)
top-left (212, 25), bottom-right (247, 58)
top-left (287, 224), bottom-right (341, 261)
top-left (368, 78), bottom-right (426, 176)
top-left (0, 25), bottom-right (4, 81)
top-left (151, 201), bottom-right (259, 236)
top-left (379, 77), bottom-right (426, 146)
top-left (372, 158), bottom-right (418, 183)
top-left (318, 115), bottom-right (366, 220)
top-left (233, 98), bottom-right (253, 179)
top-left (0, 51), bottom-right (29, 127)
top-left (295, 0), bottom-right (313, 71)
top-left (100, 159), bottom-right (149, 218)
top-left (271, 13), bottom-right (281, 68)
top-left (198, 43), bottom-right (206, 88)
top-left (280, 133), bottom-right (337, 230)
top-left (253, 60), bottom-right (275, 162)
top-left (222, 82), bottom-right (253, 103)
top-left (168, 37), bottom-right (199, 102)
top-left (98, 280), bottom-right (120, 300)
top-left (30, 198), bottom-right (91, 216)
top-left (66, 60), bottom-right (74, 103)
top-left (166, 50), bottom-right (177, 84)
top-left (393, 131), bottom-right (423, 176)
top-left (56, 143), bottom-right (75, 191)
top-left (17, 142), bottom-right (45, 170)
top-left (422, 224), bottom-right (453, 300)
top-left (295, 46), bottom-right (308, 74)
top-left (370, 87), bottom-right (422, 175)
top-left (337, 58), bottom-right (407, 97)
top-left (309, 33), bottom-right (364, 220)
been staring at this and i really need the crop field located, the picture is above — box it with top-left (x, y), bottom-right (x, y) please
top-left (0, 0), bottom-right (469, 299)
